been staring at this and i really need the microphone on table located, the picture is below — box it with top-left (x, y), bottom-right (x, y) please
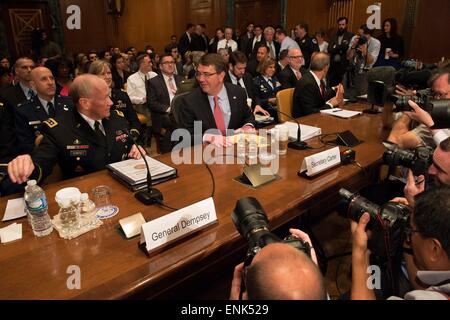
top-left (126, 129), bottom-right (163, 205)
top-left (276, 110), bottom-right (308, 150)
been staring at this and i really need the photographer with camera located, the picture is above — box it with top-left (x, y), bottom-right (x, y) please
top-left (388, 67), bottom-right (450, 149)
top-left (343, 24), bottom-right (380, 100)
top-left (229, 198), bottom-right (327, 300)
top-left (351, 186), bottom-right (450, 300)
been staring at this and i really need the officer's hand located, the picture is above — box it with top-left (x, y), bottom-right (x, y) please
top-left (128, 145), bottom-right (146, 160)
top-left (253, 105), bottom-right (270, 117)
top-left (8, 155), bottom-right (35, 184)
top-left (404, 100), bottom-right (434, 128)
top-left (229, 262), bottom-right (245, 300)
top-left (404, 169), bottom-right (425, 208)
top-left (351, 212), bottom-right (371, 255)
top-left (289, 228), bottom-right (318, 266)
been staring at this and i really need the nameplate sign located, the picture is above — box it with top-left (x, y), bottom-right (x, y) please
top-left (139, 198), bottom-right (218, 255)
top-left (300, 147), bottom-right (341, 177)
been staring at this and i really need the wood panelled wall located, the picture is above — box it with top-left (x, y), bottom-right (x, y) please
top-left (58, 0), bottom-right (449, 63)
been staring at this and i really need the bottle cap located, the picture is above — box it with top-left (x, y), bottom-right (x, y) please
top-left (27, 180), bottom-right (37, 186)
top-left (55, 187), bottom-right (81, 205)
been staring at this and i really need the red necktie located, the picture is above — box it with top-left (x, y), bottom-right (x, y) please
top-left (213, 96), bottom-right (226, 136)
top-left (320, 80), bottom-right (326, 99)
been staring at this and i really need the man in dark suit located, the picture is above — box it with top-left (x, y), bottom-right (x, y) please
top-left (0, 57), bottom-right (35, 109)
top-left (278, 48), bottom-right (307, 89)
top-left (247, 44), bottom-right (270, 78)
top-left (239, 22), bottom-right (254, 53)
top-left (191, 24), bottom-right (209, 53)
top-left (224, 51), bottom-right (270, 117)
top-left (15, 66), bottom-right (74, 155)
top-left (328, 17), bottom-right (354, 86)
top-left (293, 52), bottom-right (344, 117)
top-left (147, 54), bottom-right (183, 153)
top-left (178, 23), bottom-right (195, 60)
top-left (178, 54), bottom-right (255, 147)
top-left (254, 26), bottom-right (280, 61)
top-left (7, 74), bottom-right (146, 185)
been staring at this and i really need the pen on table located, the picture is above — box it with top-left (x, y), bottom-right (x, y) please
top-left (332, 109), bottom-right (342, 112)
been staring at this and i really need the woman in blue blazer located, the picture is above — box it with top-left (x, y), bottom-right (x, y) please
top-left (253, 58), bottom-right (281, 122)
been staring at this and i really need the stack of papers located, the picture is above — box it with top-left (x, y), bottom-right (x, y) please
top-left (0, 223), bottom-right (22, 243)
top-left (320, 108), bottom-right (362, 119)
top-left (107, 156), bottom-right (177, 191)
top-left (269, 122), bottom-right (322, 141)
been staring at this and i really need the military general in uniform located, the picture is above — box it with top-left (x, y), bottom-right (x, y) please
top-left (7, 74), bottom-right (146, 185)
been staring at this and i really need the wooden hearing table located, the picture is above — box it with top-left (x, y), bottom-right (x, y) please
top-left (0, 103), bottom-right (389, 299)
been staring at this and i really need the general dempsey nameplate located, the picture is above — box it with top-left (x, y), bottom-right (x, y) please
top-left (140, 198), bottom-right (217, 254)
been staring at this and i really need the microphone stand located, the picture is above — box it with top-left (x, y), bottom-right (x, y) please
top-left (127, 130), bottom-right (163, 205)
top-left (277, 110), bottom-right (308, 150)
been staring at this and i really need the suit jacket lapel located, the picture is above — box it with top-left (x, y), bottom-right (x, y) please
top-left (157, 75), bottom-right (171, 104)
top-left (199, 90), bottom-right (216, 130)
top-left (226, 84), bottom-right (239, 129)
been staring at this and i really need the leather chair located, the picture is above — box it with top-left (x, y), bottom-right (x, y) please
top-left (276, 88), bottom-right (295, 122)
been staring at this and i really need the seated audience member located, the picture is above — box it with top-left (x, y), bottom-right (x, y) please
top-left (1, 57), bottom-right (36, 108)
top-left (0, 67), bottom-right (11, 88)
top-left (387, 67), bottom-right (450, 149)
top-left (99, 50), bottom-right (112, 63)
top-left (88, 60), bottom-right (141, 140)
top-left (254, 26), bottom-right (280, 60)
top-left (74, 53), bottom-right (88, 76)
top-left (147, 54), bottom-right (183, 153)
top-left (277, 49), bottom-right (289, 73)
top-left (15, 66), bottom-right (74, 154)
top-left (246, 44), bottom-right (270, 78)
top-left (178, 53), bottom-right (255, 147)
top-left (253, 58), bottom-right (282, 121)
top-left (218, 48), bottom-right (230, 64)
top-left (344, 24), bottom-right (380, 99)
top-left (164, 34), bottom-right (178, 54)
top-left (169, 46), bottom-right (184, 76)
top-left (351, 186), bottom-right (450, 300)
top-left (292, 52), bottom-right (344, 117)
top-left (374, 18), bottom-right (404, 69)
top-left (278, 48), bottom-right (306, 89)
top-left (224, 51), bottom-right (269, 117)
top-left (208, 28), bottom-right (225, 54)
top-left (44, 57), bottom-right (74, 96)
top-left (187, 51), bottom-right (206, 79)
top-left (230, 229), bottom-right (327, 300)
top-left (127, 54), bottom-right (158, 146)
top-left (315, 29), bottom-right (328, 53)
top-left (111, 53), bottom-right (130, 90)
top-left (217, 27), bottom-right (238, 53)
top-left (7, 74), bottom-right (146, 185)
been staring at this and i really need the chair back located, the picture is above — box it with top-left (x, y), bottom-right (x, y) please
top-left (276, 88), bottom-right (295, 122)
top-left (170, 91), bottom-right (192, 127)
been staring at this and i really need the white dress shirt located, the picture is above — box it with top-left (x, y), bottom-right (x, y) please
top-left (37, 96), bottom-right (55, 115)
top-left (252, 35), bottom-right (262, 51)
top-left (126, 70), bottom-right (158, 105)
top-left (79, 112), bottom-right (105, 135)
top-left (217, 39), bottom-right (238, 52)
top-left (280, 36), bottom-right (300, 52)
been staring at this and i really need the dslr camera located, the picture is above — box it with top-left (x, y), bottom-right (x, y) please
top-left (383, 142), bottom-right (433, 176)
top-left (232, 197), bottom-right (311, 266)
top-left (337, 188), bottom-right (409, 263)
top-left (393, 94), bottom-right (450, 129)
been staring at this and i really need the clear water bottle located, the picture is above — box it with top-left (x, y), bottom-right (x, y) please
top-left (247, 133), bottom-right (258, 165)
top-left (79, 193), bottom-right (97, 227)
top-left (237, 133), bottom-right (246, 159)
top-left (24, 180), bottom-right (53, 237)
top-left (58, 198), bottom-right (79, 237)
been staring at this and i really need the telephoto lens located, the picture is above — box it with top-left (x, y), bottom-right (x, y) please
top-left (382, 142), bottom-right (432, 176)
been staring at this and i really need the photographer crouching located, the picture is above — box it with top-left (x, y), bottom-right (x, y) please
top-left (351, 187), bottom-right (450, 300)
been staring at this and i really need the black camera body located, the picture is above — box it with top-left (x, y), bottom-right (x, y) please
top-left (383, 142), bottom-right (433, 176)
top-left (337, 188), bottom-right (409, 263)
top-left (393, 94), bottom-right (450, 129)
top-left (232, 197), bottom-right (311, 265)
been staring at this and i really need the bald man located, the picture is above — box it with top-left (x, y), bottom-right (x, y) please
top-left (7, 74), bottom-right (145, 185)
top-left (14, 66), bottom-right (74, 154)
top-left (230, 229), bottom-right (327, 300)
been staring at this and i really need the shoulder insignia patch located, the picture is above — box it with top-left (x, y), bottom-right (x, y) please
top-left (312, 38), bottom-right (317, 44)
top-left (43, 118), bottom-right (58, 128)
top-left (115, 110), bottom-right (125, 117)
